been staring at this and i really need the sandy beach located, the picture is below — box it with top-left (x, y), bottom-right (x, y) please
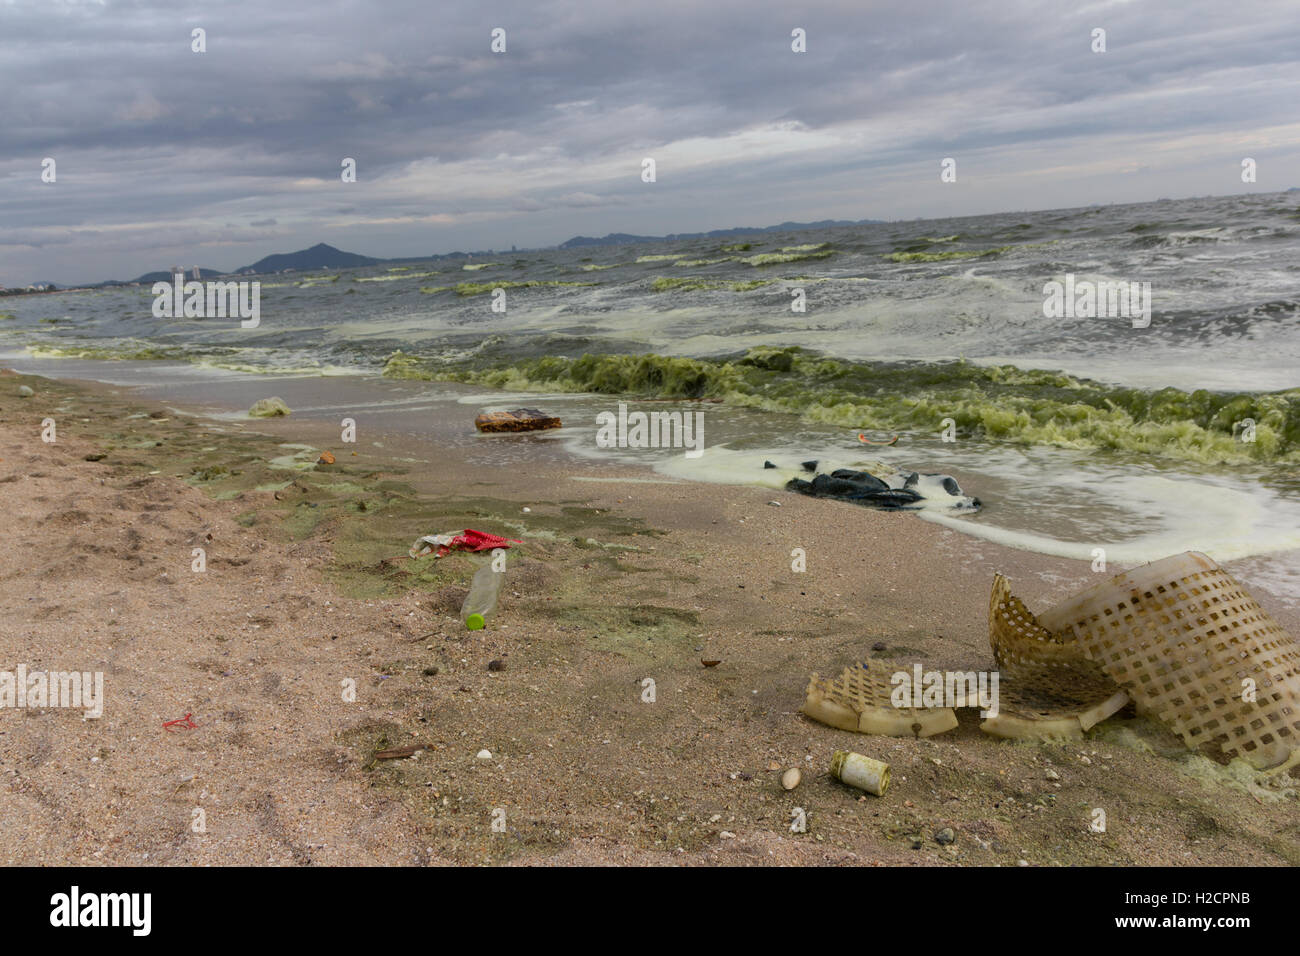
top-left (2, 366), bottom-right (1298, 867)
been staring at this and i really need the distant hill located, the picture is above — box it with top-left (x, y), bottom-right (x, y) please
top-left (132, 267), bottom-right (225, 284)
top-left (235, 242), bottom-right (381, 275)
top-left (560, 233), bottom-right (660, 248)
top-left (80, 217), bottom-right (889, 288)
top-left (559, 218), bottom-right (883, 249)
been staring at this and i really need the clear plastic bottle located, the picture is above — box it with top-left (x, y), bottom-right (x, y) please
top-left (461, 561), bottom-right (504, 630)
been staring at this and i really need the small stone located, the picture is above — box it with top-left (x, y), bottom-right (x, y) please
top-left (476, 749), bottom-right (492, 760)
top-left (935, 827), bottom-right (955, 845)
top-left (83, 453), bottom-right (106, 462)
top-left (1045, 768), bottom-right (1060, 780)
top-left (767, 500), bottom-right (781, 507)
top-left (422, 666), bottom-right (439, 676)
top-left (1079, 755), bottom-right (1092, 765)
top-left (487, 659), bottom-right (506, 672)
top-left (872, 641), bottom-right (886, 652)
top-left (768, 761), bottom-right (781, 771)
top-left (1017, 859), bottom-right (1029, 867)
top-left (522, 507), bottom-right (531, 513)
top-left (17, 385), bottom-right (34, 397)
top-left (719, 831), bottom-right (736, 839)
top-left (781, 768), bottom-right (802, 791)
top-left (910, 839), bottom-right (923, 850)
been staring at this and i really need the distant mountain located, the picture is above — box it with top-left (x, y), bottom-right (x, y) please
top-left (560, 233), bottom-right (660, 248)
top-left (132, 267), bottom-right (225, 284)
top-left (558, 218), bottom-right (883, 249)
top-left (235, 242), bottom-right (381, 275)
top-left (80, 218), bottom-right (888, 288)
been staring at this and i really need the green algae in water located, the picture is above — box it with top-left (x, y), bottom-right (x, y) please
top-left (651, 277), bottom-right (773, 293)
top-left (381, 346), bottom-right (1300, 465)
top-left (652, 277), bottom-right (716, 292)
top-left (28, 342), bottom-right (187, 362)
top-left (885, 246), bottom-right (1012, 262)
top-left (422, 280), bottom-right (598, 296)
top-left (739, 250), bottom-right (834, 266)
top-left (357, 270), bottom-right (440, 282)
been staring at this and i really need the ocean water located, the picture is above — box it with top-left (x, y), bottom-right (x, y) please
top-left (3, 191), bottom-right (1298, 597)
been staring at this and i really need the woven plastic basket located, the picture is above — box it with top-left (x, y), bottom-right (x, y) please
top-left (1034, 552), bottom-right (1300, 770)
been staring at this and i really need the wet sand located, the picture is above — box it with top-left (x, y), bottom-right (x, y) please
top-left (2, 366), bottom-right (1298, 866)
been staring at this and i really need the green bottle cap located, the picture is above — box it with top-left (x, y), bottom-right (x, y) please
top-left (465, 613), bottom-right (485, 630)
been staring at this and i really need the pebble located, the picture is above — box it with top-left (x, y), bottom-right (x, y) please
top-left (1079, 755), bottom-right (1092, 765)
top-left (476, 749), bottom-right (492, 760)
top-left (1017, 859), bottom-right (1029, 867)
top-left (781, 768), bottom-right (802, 791)
top-left (17, 385), bottom-right (34, 397)
top-left (872, 641), bottom-right (886, 652)
top-left (487, 659), bottom-right (506, 672)
top-left (767, 500), bottom-right (781, 507)
top-left (1045, 768), bottom-right (1060, 780)
top-left (935, 827), bottom-right (955, 845)
top-left (720, 831), bottom-right (736, 839)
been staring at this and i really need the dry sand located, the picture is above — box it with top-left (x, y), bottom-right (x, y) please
top-left (1, 367), bottom-right (1298, 866)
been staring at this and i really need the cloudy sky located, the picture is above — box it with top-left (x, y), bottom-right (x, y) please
top-left (3, 0), bottom-right (1298, 286)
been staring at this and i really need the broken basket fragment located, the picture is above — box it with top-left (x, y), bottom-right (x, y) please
top-left (474, 407), bottom-right (562, 433)
top-left (1003, 552), bottom-right (1300, 771)
top-left (802, 660), bottom-right (958, 738)
top-left (986, 573), bottom-right (1129, 740)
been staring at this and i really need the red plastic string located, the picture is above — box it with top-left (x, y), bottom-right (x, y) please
top-left (162, 712), bottom-right (198, 731)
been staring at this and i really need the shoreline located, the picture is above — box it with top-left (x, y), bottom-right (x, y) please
top-left (2, 367), bottom-right (1298, 866)
top-left (7, 351), bottom-right (1300, 587)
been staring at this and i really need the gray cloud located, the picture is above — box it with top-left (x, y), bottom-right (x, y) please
top-left (2, 0), bottom-right (1298, 284)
